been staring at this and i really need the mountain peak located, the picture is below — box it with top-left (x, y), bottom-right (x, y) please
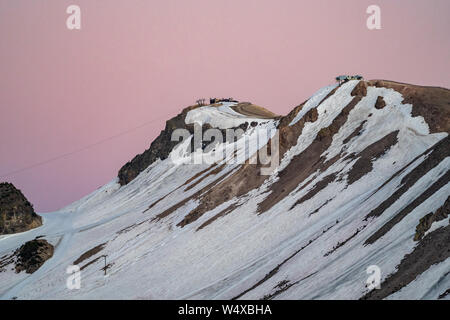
top-left (1, 79), bottom-right (449, 300)
top-left (0, 183), bottom-right (42, 235)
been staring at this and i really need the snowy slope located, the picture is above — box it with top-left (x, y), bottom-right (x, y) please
top-left (0, 81), bottom-right (448, 300)
top-left (185, 102), bottom-right (268, 129)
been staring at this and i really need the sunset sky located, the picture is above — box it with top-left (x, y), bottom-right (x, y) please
top-left (1, 0), bottom-right (449, 212)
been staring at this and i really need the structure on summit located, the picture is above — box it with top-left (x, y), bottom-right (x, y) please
top-left (336, 75), bottom-right (364, 85)
top-left (209, 97), bottom-right (238, 104)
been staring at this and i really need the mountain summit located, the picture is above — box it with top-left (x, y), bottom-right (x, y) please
top-left (0, 79), bottom-right (449, 300)
top-left (0, 183), bottom-right (42, 235)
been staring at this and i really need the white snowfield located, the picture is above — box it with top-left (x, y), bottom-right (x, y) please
top-left (289, 83), bottom-right (338, 126)
top-left (0, 81), bottom-right (448, 300)
top-left (185, 102), bottom-right (268, 129)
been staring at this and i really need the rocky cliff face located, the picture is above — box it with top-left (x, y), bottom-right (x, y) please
top-left (14, 239), bottom-right (54, 274)
top-left (117, 102), bottom-right (275, 186)
top-left (0, 183), bottom-right (42, 235)
top-left (117, 105), bottom-right (200, 186)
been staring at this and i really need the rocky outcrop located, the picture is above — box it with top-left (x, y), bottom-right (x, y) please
top-left (374, 96), bottom-right (386, 109)
top-left (364, 135), bottom-right (450, 245)
top-left (0, 183), bottom-right (42, 235)
top-left (414, 196), bottom-right (449, 241)
top-left (15, 239), bottom-right (54, 274)
top-left (368, 80), bottom-right (450, 133)
top-left (351, 80), bottom-right (368, 97)
top-left (346, 130), bottom-right (399, 185)
top-left (362, 224), bottom-right (450, 300)
top-left (258, 93), bottom-right (365, 214)
top-left (118, 105), bottom-right (200, 185)
top-left (117, 103), bottom-right (271, 186)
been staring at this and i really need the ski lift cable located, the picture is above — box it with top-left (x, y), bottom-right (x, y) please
top-left (0, 111), bottom-right (179, 179)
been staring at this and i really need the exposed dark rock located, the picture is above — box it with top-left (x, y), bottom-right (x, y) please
top-left (232, 223), bottom-right (335, 300)
top-left (414, 196), bottom-right (449, 241)
top-left (364, 136), bottom-right (450, 245)
top-left (278, 108), bottom-right (319, 149)
top-left (196, 203), bottom-right (240, 231)
top-left (153, 166), bottom-right (233, 224)
top-left (368, 80), bottom-right (450, 133)
top-left (362, 224), bottom-right (450, 300)
top-left (262, 280), bottom-right (294, 300)
top-left (438, 289), bottom-right (450, 299)
top-left (290, 173), bottom-right (337, 210)
top-left (343, 120), bottom-right (366, 144)
top-left (366, 170), bottom-right (449, 245)
top-left (0, 252), bottom-right (15, 272)
top-left (346, 130), bottom-right (399, 185)
top-left (74, 242), bottom-right (106, 265)
top-left (15, 239), bottom-right (54, 274)
top-left (351, 81), bottom-right (368, 97)
top-left (278, 85), bottom-right (337, 128)
top-left (117, 105), bottom-right (200, 186)
top-left (184, 164), bottom-right (226, 192)
top-left (374, 96), bottom-right (386, 109)
top-left (365, 135), bottom-right (449, 221)
top-left (262, 273), bottom-right (317, 300)
top-left (258, 95), bottom-right (363, 214)
top-left (324, 228), bottom-right (362, 257)
top-left (117, 105), bottom-right (254, 186)
top-left (0, 183), bottom-right (42, 235)
top-left (143, 93), bottom-right (327, 226)
top-left (309, 198), bottom-right (334, 216)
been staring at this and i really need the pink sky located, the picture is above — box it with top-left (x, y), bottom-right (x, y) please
top-left (1, 0), bottom-right (449, 212)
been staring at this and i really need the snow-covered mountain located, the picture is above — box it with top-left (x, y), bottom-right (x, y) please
top-left (0, 79), bottom-right (449, 300)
